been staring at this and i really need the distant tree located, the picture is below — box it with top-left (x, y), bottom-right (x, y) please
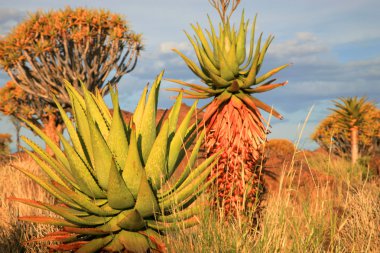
top-left (0, 81), bottom-right (53, 150)
top-left (312, 97), bottom-right (380, 164)
top-left (0, 7), bottom-right (142, 152)
top-left (0, 133), bottom-right (12, 155)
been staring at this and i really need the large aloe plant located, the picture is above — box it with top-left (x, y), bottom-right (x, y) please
top-left (11, 71), bottom-right (219, 252)
top-left (168, 1), bottom-right (289, 215)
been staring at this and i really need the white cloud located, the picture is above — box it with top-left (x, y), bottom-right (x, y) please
top-left (269, 32), bottom-right (329, 61)
top-left (159, 41), bottom-right (192, 54)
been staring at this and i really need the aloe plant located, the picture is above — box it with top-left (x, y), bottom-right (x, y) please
top-left (11, 71), bottom-right (219, 252)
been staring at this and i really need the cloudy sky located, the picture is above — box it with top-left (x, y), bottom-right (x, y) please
top-left (0, 0), bottom-right (379, 151)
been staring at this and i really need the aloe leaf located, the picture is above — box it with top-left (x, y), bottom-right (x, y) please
top-left (157, 204), bottom-right (202, 223)
top-left (60, 135), bottom-right (105, 198)
top-left (118, 231), bottom-right (151, 252)
top-left (117, 209), bottom-right (146, 231)
top-left (68, 90), bottom-right (94, 166)
top-left (82, 85), bottom-right (110, 138)
top-left (53, 183), bottom-right (119, 217)
top-left (244, 81), bottom-right (288, 93)
top-left (167, 79), bottom-right (224, 94)
top-left (22, 148), bottom-right (67, 187)
top-left (54, 97), bottom-right (87, 163)
top-left (172, 49), bottom-right (211, 82)
top-left (11, 164), bottom-right (81, 209)
top-left (21, 118), bottom-right (69, 170)
top-left (139, 71), bottom-right (163, 163)
top-left (102, 234), bottom-right (124, 252)
top-left (63, 227), bottom-right (109, 235)
top-left (159, 149), bottom-right (218, 199)
top-left (241, 15), bottom-right (257, 71)
top-left (107, 88), bottom-right (129, 169)
top-left (255, 63), bottom-right (290, 85)
top-left (76, 235), bottom-right (113, 253)
top-left (167, 101), bottom-right (197, 176)
top-left (20, 137), bottom-right (76, 187)
top-left (243, 32), bottom-right (263, 87)
top-left (147, 216), bottom-right (199, 231)
top-left (191, 23), bottom-right (216, 67)
top-left (122, 128), bottom-right (144, 198)
top-left (43, 203), bottom-right (111, 226)
top-left (94, 88), bottom-right (112, 124)
top-left (167, 91), bottom-right (183, 136)
top-left (160, 160), bottom-right (215, 207)
top-left (257, 35), bottom-right (274, 73)
top-left (86, 110), bottom-right (113, 190)
top-left (133, 84), bottom-right (148, 134)
top-left (145, 120), bottom-right (169, 190)
top-left (134, 172), bottom-right (160, 218)
top-left (19, 216), bottom-right (79, 227)
top-left (107, 158), bottom-right (135, 210)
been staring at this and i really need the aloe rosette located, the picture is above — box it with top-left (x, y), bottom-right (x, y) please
top-left (11, 71), bottom-right (218, 252)
top-left (168, 10), bottom-right (289, 215)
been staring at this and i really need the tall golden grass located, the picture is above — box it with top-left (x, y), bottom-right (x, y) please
top-left (0, 149), bottom-right (379, 252)
top-left (0, 155), bottom-right (57, 253)
top-left (165, 151), bottom-right (380, 252)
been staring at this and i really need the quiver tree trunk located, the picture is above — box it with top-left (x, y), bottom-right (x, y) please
top-left (351, 125), bottom-right (359, 165)
top-left (41, 113), bottom-right (63, 156)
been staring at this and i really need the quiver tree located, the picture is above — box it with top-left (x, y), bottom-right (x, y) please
top-left (0, 7), bottom-right (142, 151)
top-left (0, 81), bottom-right (53, 150)
top-left (312, 97), bottom-right (380, 164)
top-left (0, 133), bottom-right (12, 155)
top-left (169, 0), bottom-right (289, 216)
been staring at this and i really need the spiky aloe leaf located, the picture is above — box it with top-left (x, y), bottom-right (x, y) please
top-left (145, 120), bottom-right (169, 190)
top-left (134, 172), bottom-right (160, 218)
top-left (139, 71), bottom-right (163, 163)
top-left (122, 127), bottom-right (144, 198)
top-left (107, 159), bottom-right (135, 210)
top-left (107, 88), bottom-right (129, 169)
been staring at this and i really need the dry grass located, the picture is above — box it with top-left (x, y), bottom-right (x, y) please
top-left (0, 155), bottom-right (57, 253)
top-left (165, 151), bottom-right (380, 253)
top-left (0, 150), bottom-right (379, 253)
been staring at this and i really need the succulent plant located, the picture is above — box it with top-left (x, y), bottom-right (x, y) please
top-left (168, 3), bottom-right (289, 215)
top-left (11, 71), bottom-right (219, 252)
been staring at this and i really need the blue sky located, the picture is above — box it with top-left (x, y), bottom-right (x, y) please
top-left (0, 0), bottom-right (379, 151)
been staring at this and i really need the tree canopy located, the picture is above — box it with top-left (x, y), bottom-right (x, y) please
top-left (0, 7), bottom-right (143, 107)
top-left (312, 99), bottom-right (380, 158)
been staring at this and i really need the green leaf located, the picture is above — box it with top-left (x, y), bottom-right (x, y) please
top-left (134, 172), bottom-right (160, 218)
top-left (118, 231), bottom-right (151, 252)
top-left (20, 137), bottom-right (76, 188)
top-left (167, 101), bottom-right (198, 176)
top-left (117, 209), bottom-right (146, 231)
top-left (107, 88), bottom-right (129, 169)
top-left (83, 85), bottom-right (110, 138)
top-left (133, 84), bottom-right (148, 134)
top-left (53, 183), bottom-right (120, 217)
top-left (43, 203), bottom-right (112, 226)
top-left (11, 164), bottom-right (81, 209)
top-left (122, 128), bottom-right (144, 198)
top-left (167, 91), bottom-right (183, 136)
top-left (107, 158), bottom-right (135, 210)
top-left (21, 118), bottom-right (69, 170)
top-left (145, 120), bottom-right (169, 190)
top-left (139, 71), bottom-right (163, 163)
top-left (86, 109), bottom-right (113, 190)
top-left (18, 216), bottom-right (78, 227)
top-left (60, 135), bottom-right (105, 198)
top-left (147, 216), bottom-right (199, 231)
top-left (76, 235), bottom-right (113, 253)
